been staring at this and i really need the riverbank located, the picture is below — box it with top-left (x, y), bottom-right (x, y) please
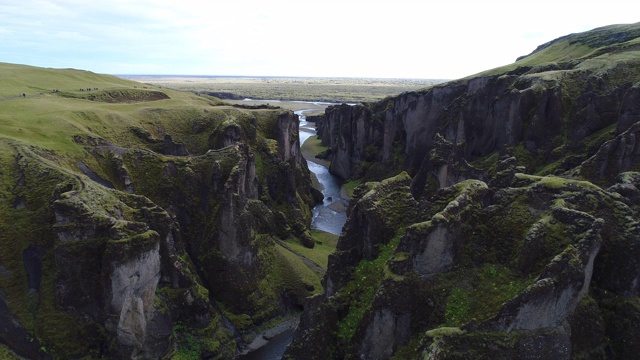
top-left (237, 318), bottom-right (299, 358)
top-left (233, 105), bottom-right (346, 359)
top-left (300, 134), bottom-right (330, 168)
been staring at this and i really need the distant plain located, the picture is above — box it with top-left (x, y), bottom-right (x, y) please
top-left (121, 75), bottom-right (446, 106)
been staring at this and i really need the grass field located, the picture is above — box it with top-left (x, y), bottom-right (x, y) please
top-left (0, 63), bottom-right (239, 166)
top-left (123, 75), bottom-right (446, 103)
top-left (300, 135), bottom-right (330, 167)
top-left (284, 230), bottom-right (339, 269)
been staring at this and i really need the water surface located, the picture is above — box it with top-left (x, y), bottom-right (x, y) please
top-left (297, 110), bottom-right (348, 236)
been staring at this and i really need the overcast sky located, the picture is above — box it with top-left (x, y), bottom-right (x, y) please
top-left (1, 0), bottom-right (638, 79)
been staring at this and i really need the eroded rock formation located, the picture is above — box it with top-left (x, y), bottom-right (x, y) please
top-left (286, 23), bottom-right (640, 360)
top-left (0, 105), bottom-right (319, 359)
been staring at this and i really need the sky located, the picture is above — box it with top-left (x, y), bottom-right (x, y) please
top-left (0, 0), bottom-right (638, 79)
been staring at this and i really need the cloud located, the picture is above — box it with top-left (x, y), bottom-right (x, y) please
top-left (2, 0), bottom-right (639, 78)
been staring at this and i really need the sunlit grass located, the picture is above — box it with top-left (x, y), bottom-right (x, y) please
top-left (301, 135), bottom-right (330, 168)
top-left (475, 23), bottom-right (640, 78)
top-left (282, 230), bottom-right (339, 269)
top-left (0, 63), bottom-right (235, 157)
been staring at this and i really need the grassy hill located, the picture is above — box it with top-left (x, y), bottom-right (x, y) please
top-left (476, 22), bottom-right (640, 77)
top-left (0, 62), bottom-right (242, 173)
top-left (0, 62), bottom-right (135, 97)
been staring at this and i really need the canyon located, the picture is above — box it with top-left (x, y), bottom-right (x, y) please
top-left (0, 21), bottom-right (639, 360)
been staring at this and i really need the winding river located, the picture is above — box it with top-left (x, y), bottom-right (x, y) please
top-left (296, 109), bottom-right (348, 235)
top-left (237, 105), bottom-right (348, 359)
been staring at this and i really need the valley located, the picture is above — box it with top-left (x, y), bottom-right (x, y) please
top-left (1, 21), bottom-right (640, 360)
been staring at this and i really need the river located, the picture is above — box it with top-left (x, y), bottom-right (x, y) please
top-left (296, 109), bottom-right (348, 235)
top-left (237, 106), bottom-right (348, 359)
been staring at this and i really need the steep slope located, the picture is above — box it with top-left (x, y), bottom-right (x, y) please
top-left (0, 64), bottom-right (322, 359)
top-left (286, 23), bottom-right (640, 359)
top-left (315, 22), bottom-right (640, 184)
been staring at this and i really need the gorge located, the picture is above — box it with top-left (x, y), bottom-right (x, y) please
top-left (0, 21), bottom-right (640, 360)
top-left (297, 109), bottom-right (348, 236)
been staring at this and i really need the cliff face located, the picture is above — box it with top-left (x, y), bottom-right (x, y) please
top-left (286, 23), bottom-right (640, 359)
top-left (317, 68), bottom-right (636, 185)
top-left (0, 102), bottom-right (318, 358)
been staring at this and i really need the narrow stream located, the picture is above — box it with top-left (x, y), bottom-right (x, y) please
top-left (297, 109), bottom-right (348, 236)
top-left (237, 106), bottom-right (348, 360)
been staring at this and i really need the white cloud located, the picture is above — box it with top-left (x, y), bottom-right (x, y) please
top-left (1, 0), bottom-right (639, 78)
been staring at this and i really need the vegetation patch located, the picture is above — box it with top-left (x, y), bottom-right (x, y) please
top-left (282, 230), bottom-right (338, 269)
top-left (301, 135), bottom-right (330, 167)
top-left (341, 179), bottom-right (362, 199)
top-left (337, 236), bottom-right (401, 342)
top-left (67, 89), bottom-right (171, 103)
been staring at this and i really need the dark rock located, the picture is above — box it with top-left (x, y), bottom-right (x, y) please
top-left (12, 195), bottom-right (26, 209)
top-left (568, 297), bottom-right (607, 358)
top-left (325, 172), bottom-right (418, 296)
top-left (77, 161), bottom-right (115, 189)
top-left (481, 218), bottom-right (602, 332)
top-left (0, 290), bottom-right (51, 360)
top-left (601, 297), bottom-right (640, 358)
top-left (399, 180), bottom-right (488, 277)
top-left (287, 23), bottom-right (640, 360)
top-left (411, 134), bottom-right (486, 200)
top-left (578, 121), bottom-right (640, 185)
top-left (616, 85), bottom-right (640, 134)
top-left (22, 245), bottom-right (45, 291)
top-left (283, 295), bottom-right (340, 360)
top-left (156, 134), bottom-right (189, 156)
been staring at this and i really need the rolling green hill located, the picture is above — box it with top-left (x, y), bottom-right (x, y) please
top-left (0, 63), bottom-right (226, 156)
top-left (478, 22), bottom-right (640, 77)
top-left (0, 62), bottom-right (135, 97)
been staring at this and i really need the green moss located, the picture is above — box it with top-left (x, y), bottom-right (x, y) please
top-left (0, 63), bottom-right (326, 358)
top-left (337, 235), bottom-right (401, 342)
top-left (224, 312), bottom-right (253, 331)
top-left (425, 327), bottom-right (466, 338)
top-left (0, 343), bottom-right (22, 360)
top-left (390, 332), bottom-right (427, 360)
top-left (437, 264), bottom-right (534, 327)
top-left (341, 179), bottom-right (362, 199)
top-left (509, 144), bottom-right (548, 174)
top-left (172, 318), bottom-right (235, 360)
top-left (273, 242), bottom-right (323, 298)
top-left (243, 234), bottom-right (326, 325)
top-left (445, 288), bottom-right (471, 326)
top-left (537, 175), bottom-right (599, 190)
top-left (0, 151), bottom-right (99, 356)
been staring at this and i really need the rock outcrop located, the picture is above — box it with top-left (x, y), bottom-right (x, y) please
top-left (0, 104), bottom-right (319, 359)
top-left (286, 23), bottom-right (640, 360)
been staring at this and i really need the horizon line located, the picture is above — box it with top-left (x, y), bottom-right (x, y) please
top-left (116, 74), bottom-right (450, 81)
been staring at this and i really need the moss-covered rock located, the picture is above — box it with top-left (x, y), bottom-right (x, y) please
top-left (0, 102), bottom-right (321, 359)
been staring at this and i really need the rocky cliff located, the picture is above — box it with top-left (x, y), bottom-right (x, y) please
top-left (0, 71), bottom-right (321, 359)
top-left (286, 23), bottom-right (640, 359)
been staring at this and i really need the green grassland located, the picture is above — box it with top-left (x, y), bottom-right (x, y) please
top-left (475, 22), bottom-right (640, 77)
top-left (283, 230), bottom-right (339, 269)
top-left (300, 135), bottom-right (330, 168)
top-left (0, 63), bottom-right (224, 157)
top-left (125, 75), bottom-right (445, 103)
top-left (0, 62), bottom-right (134, 98)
